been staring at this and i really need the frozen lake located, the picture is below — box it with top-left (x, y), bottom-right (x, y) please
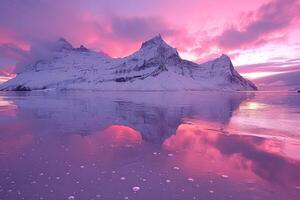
top-left (0, 91), bottom-right (299, 200)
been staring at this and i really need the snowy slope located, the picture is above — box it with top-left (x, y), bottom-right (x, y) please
top-left (0, 35), bottom-right (257, 91)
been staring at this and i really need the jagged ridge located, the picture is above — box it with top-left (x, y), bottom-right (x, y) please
top-left (0, 35), bottom-right (257, 91)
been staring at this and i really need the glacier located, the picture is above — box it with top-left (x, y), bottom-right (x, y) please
top-left (0, 35), bottom-right (257, 91)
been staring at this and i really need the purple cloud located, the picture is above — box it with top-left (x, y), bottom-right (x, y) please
top-left (110, 16), bottom-right (179, 42)
top-left (0, 0), bottom-right (186, 71)
top-left (0, 44), bottom-right (28, 65)
top-left (216, 0), bottom-right (300, 49)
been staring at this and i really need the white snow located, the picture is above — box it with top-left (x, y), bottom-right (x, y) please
top-left (0, 35), bottom-right (257, 91)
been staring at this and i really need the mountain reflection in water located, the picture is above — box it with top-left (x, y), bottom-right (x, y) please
top-left (0, 91), bottom-right (299, 200)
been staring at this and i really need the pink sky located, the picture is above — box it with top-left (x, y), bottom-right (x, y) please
top-left (0, 0), bottom-right (300, 88)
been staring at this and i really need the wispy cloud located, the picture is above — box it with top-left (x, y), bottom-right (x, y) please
top-left (215, 0), bottom-right (300, 49)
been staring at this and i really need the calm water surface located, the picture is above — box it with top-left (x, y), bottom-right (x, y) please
top-left (0, 91), bottom-right (299, 200)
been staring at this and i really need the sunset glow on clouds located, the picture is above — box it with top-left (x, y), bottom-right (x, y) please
top-left (0, 0), bottom-right (299, 88)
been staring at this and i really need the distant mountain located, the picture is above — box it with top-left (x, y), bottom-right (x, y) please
top-left (0, 35), bottom-right (257, 91)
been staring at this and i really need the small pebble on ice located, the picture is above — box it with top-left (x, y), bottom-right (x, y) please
top-left (187, 178), bottom-right (194, 182)
top-left (132, 186), bottom-right (140, 192)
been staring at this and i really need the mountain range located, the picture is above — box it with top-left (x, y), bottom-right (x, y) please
top-left (0, 35), bottom-right (257, 91)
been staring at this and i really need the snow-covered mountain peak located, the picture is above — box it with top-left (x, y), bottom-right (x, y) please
top-left (141, 34), bottom-right (166, 48)
top-left (75, 45), bottom-right (90, 52)
top-left (204, 54), bottom-right (235, 72)
top-left (50, 38), bottom-right (91, 53)
top-left (218, 54), bottom-right (231, 62)
top-left (137, 35), bottom-right (179, 62)
top-left (53, 38), bottom-right (74, 52)
top-left (0, 35), bottom-right (257, 91)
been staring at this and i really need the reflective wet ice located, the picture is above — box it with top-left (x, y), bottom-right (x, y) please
top-left (0, 91), bottom-right (299, 200)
